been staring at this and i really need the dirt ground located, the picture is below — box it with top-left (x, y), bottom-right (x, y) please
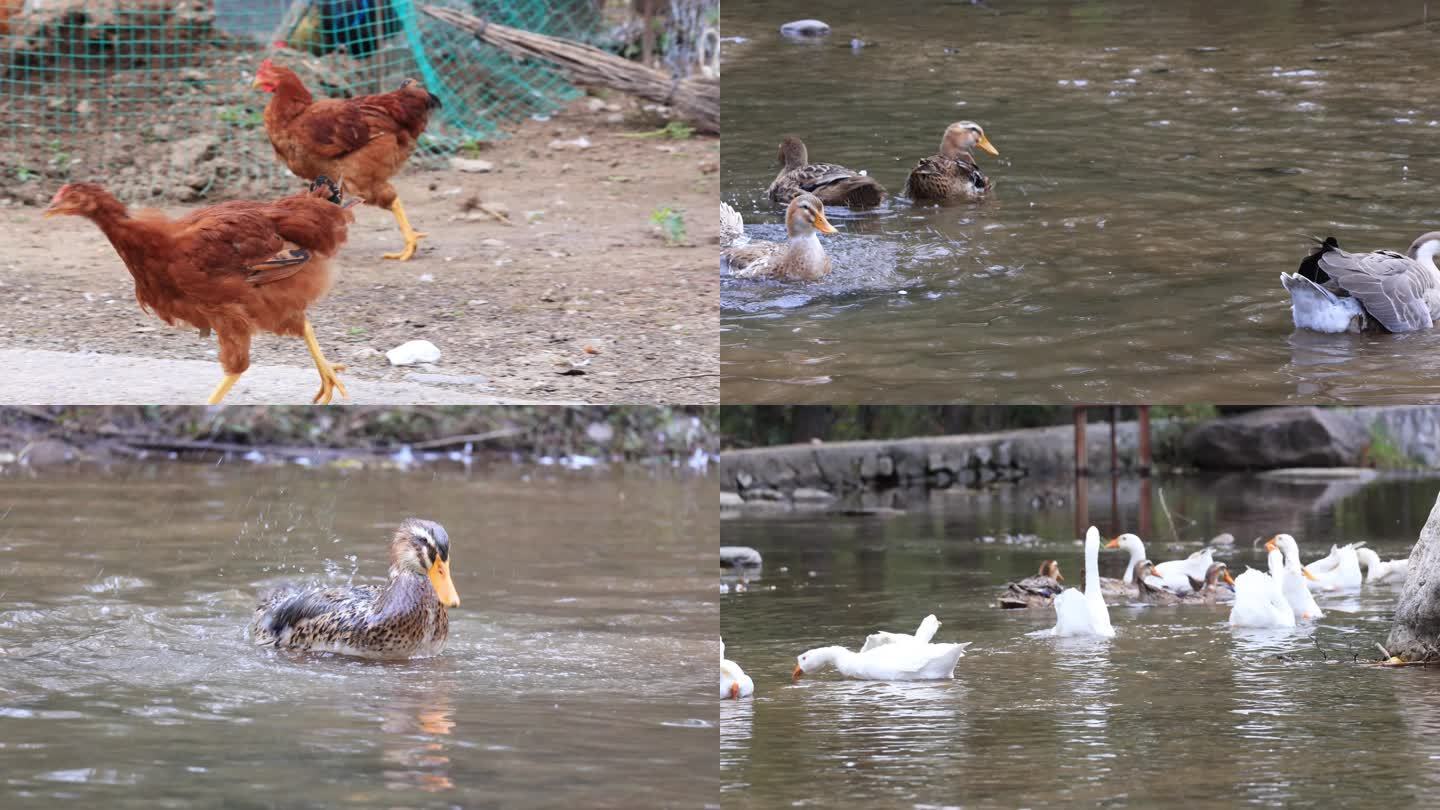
top-left (0, 98), bottom-right (719, 404)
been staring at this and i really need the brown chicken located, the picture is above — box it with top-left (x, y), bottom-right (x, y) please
top-left (44, 177), bottom-right (359, 404)
top-left (253, 58), bottom-right (442, 261)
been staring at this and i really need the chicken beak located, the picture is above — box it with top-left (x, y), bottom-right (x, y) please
top-left (1223, 571), bottom-right (1235, 585)
top-left (813, 209), bottom-right (838, 235)
top-left (976, 134), bottom-right (999, 156)
top-left (428, 557), bottom-right (461, 607)
top-left (792, 665), bottom-right (804, 681)
top-left (1105, 538), bottom-right (1121, 549)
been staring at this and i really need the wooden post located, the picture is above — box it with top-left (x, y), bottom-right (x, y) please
top-left (1109, 405), bottom-right (1118, 476)
top-left (1074, 406), bottom-right (1088, 478)
top-left (1138, 405), bottom-right (1152, 476)
top-left (1074, 406), bottom-right (1088, 538)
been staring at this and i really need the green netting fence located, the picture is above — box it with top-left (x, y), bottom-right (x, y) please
top-left (0, 0), bottom-right (610, 203)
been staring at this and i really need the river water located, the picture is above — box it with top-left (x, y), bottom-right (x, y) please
top-left (721, 0), bottom-right (1440, 403)
top-left (720, 473), bottom-right (1440, 807)
top-left (0, 461), bottom-right (716, 808)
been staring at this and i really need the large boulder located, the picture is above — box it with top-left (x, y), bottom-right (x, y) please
top-left (1387, 494), bottom-right (1440, 661)
top-left (1181, 407), bottom-right (1368, 469)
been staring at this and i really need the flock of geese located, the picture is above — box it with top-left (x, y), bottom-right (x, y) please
top-left (721, 527), bottom-right (1410, 696)
top-left (718, 122), bottom-right (1000, 282)
top-left (715, 120), bottom-right (1440, 334)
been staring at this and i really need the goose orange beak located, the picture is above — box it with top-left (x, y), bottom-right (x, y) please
top-left (976, 134), bottom-right (999, 157)
top-left (729, 682), bottom-right (740, 699)
top-left (792, 665), bottom-right (804, 681)
top-left (1302, 568), bottom-right (1318, 581)
top-left (428, 557), bottom-right (461, 607)
top-left (1105, 538), bottom-right (1121, 549)
top-left (1264, 538), bottom-right (1277, 553)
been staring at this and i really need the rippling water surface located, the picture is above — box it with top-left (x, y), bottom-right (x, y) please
top-left (721, 474), bottom-right (1440, 806)
top-left (722, 0), bottom-right (1440, 402)
top-left (0, 461), bottom-right (716, 808)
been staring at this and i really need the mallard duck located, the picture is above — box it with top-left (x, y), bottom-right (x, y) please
top-left (1282, 233), bottom-right (1440, 333)
top-left (250, 518), bottom-right (461, 659)
top-left (767, 135), bottom-right (886, 207)
top-left (905, 121), bottom-right (998, 203)
top-left (997, 560), bottom-right (1064, 609)
top-left (720, 193), bottom-right (836, 282)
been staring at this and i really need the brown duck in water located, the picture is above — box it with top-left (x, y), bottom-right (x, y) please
top-left (721, 193), bottom-right (837, 282)
top-left (997, 560), bottom-right (1064, 609)
top-left (905, 121), bottom-right (999, 203)
top-left (767, 135), bottom-right (886, 207)
top-left (250, 518), bottom-right (461, 659)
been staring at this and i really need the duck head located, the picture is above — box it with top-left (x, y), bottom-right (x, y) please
top-left (777, 135), bottom-right (809, 169)
top-left (390, 518), bottom-right (460, 607)
top-left (940, 121), bottom-right (999, 159)
top-left (785, 192), bottom-right (837, 237)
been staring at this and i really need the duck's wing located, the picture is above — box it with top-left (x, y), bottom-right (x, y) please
top-left (1318, 247), bottom-right (1436, 332)
top-left (906, 154), bottom-right (989, 200)
top-left (719, 202), bottom-right (746, 247)
top-left (778, 162), bottom-right (885, 206)
top-left (251, 584), bottom-right (381, 642)
top-left (722, 241), bottom-right (783, 278)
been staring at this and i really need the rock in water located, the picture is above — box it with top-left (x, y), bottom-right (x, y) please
top-left (780, 19), bottom-right (831, 37)
top-left (721, 546), bottom-right (763, 568)
top-left (1180, 406), bottom-right (1367, 469)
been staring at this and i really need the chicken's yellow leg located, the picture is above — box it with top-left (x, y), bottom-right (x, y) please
top-left (302, 321), bottom-right (348, 404)
top-left (207, 374), bottom-right (242, 405)
top-left (383, 198), bottom-right (427, 261)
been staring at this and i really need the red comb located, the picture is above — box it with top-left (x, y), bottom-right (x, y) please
top-left (272, 40), bottom-right (288, 49)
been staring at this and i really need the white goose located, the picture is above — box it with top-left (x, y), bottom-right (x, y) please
top-left (860, 614), bottom-right (940, 652)
top-left (1266, 537), bottom-right (1323, 621)
top-left (1356, 547), bottom-right (1409, 583)
top-left (1101, 533), bottom-right (1192, 597)
top-left (793, 618), bottom-right (971, 682)
top-left (1152, 546), bottom-right (1216, 594)
top-left (1229, 566), bottom-right (1296, 629)
top-left (1044, 527), bottom-right (1115, 638)
top-left (1282, 233), bottom-right (1440, 333)
top-left (721, 639), bottom-right (754, 699)
top-left (1300, 539), bottom-right (1363, 592)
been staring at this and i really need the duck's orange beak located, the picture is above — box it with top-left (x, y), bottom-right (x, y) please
top-left (1264, 538), bottom-right (1277, 553)
top-left (792, 665), bottom-right (804, 681)
top-left (1223, 570), bottom-right (1236, 585)
top-left (1055, 572), bottom-right (1065, 582)
top-left (813, 209), bottom-right (837, 235)
top-left (428, 557), bottom-right (461, 607)
top-left (976, 134), bottom-right (999, 157)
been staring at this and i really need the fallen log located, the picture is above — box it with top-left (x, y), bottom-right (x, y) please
top-left (421, 5), bottom-right (718, 135)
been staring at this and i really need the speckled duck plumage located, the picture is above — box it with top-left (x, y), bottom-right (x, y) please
top-left (250, 518), bottom-right (460, 660)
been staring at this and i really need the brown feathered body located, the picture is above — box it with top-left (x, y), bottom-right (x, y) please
top-left (52, 183), bottom-right (353, 378)
top-left (259, 62), bottom-right (440, 210)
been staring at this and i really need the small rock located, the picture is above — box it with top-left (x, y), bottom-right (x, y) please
top-left (20, 439), bottom-right (75, 468)
top-left (780, 19), bottom-right (830, 37)
top-left (721, 546), bottom-right (763, 567)
top-left (351, 347), bottom-right (384, 362)
top-left (386, 339), bottom-right (442, 366)
top-left (479, 238), bottom-right (506, 249)
top-left (449, 157), bottom-right (494, 173)
top-left (720, 492), bottom-right (744, 508)
top-left (169, 134), bottom-right (219, 170)
top-left (586, 422), bottom-right (615, 443)
top-left (585, 97), bottom-right (606, 112)
top-left (548, 136), bottom-right (592, 150)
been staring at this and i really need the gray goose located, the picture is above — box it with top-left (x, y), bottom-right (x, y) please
top-left (1282, 232), bottom-right (1440, 333)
